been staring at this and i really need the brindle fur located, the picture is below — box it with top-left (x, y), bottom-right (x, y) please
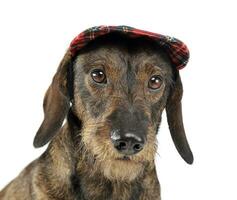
top-left (0, 33), bottom-right (193, 200)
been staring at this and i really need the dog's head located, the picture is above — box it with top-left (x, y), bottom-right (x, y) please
top-left (33, 26), bottom-right (193, 181)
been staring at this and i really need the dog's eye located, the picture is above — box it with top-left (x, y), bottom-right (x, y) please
top-left (91, 69), bottom-right (107, 84)
top-left (148, 75), bottom-right (163, 90)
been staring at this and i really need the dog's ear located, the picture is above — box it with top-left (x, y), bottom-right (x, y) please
top-left (33, 51), bottom-right (73, 148)
top-left (166, 71), bottom-right (194, 164)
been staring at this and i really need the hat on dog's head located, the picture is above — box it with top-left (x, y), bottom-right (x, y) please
top-left (69, 25), bottom-right (189, 70)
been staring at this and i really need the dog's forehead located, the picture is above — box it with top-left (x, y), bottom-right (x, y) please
top-left (75, 37), bottom-right (172, 74)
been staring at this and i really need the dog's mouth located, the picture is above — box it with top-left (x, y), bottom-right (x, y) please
top-left (116, 156), bottom-right (131, 161)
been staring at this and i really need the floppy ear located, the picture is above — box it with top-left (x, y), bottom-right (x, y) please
top-left (166, 71), bottom-right (194, 164)
top-left (33, 51), bottom-right (73, 148)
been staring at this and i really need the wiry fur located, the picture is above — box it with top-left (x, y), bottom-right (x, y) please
top-left (0, 33), bottom-right (192, 200)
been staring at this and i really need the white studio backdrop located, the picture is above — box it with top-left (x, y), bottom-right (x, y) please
top-left (0, 0), bottom-right (236, 199)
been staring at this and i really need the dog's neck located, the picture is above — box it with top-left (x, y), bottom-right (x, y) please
top-left (40, 111), bottom-right (160, 199)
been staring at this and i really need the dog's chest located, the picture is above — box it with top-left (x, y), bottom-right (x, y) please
top-left (71, 176), bottom-right (143, 200)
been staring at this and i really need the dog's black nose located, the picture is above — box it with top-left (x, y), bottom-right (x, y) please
top-left (111, 133), bottom-right (145, 155)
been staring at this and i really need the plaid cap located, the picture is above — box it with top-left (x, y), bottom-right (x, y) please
top-left (70, 25), bottom-right (189, 70)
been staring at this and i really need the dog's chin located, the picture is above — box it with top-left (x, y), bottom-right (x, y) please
top-left (100, 157), bottom-right (144, 182)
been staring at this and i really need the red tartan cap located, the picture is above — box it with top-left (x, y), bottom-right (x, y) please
top-left (69, 25), bottom-right (189, 70)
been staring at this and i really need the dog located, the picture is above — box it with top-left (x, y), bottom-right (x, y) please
top-left (0, 26), bottom-right (193, 200)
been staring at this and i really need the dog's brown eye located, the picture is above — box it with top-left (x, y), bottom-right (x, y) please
top-left (148, 75), bottom-right (163, 90)
top-left (91, 69), bottom-right (106, 84)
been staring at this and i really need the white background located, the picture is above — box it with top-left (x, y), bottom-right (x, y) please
top-left (0, 0), bottom-right (236, 199)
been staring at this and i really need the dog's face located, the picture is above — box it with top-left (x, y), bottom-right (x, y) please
top-left (73, 37), bottom-right (172, 180)
top-left (33, 34), bottom-right (193, 181)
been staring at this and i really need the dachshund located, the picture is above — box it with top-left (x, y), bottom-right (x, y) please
top-left (0, 26), bottom-right (193, 200)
